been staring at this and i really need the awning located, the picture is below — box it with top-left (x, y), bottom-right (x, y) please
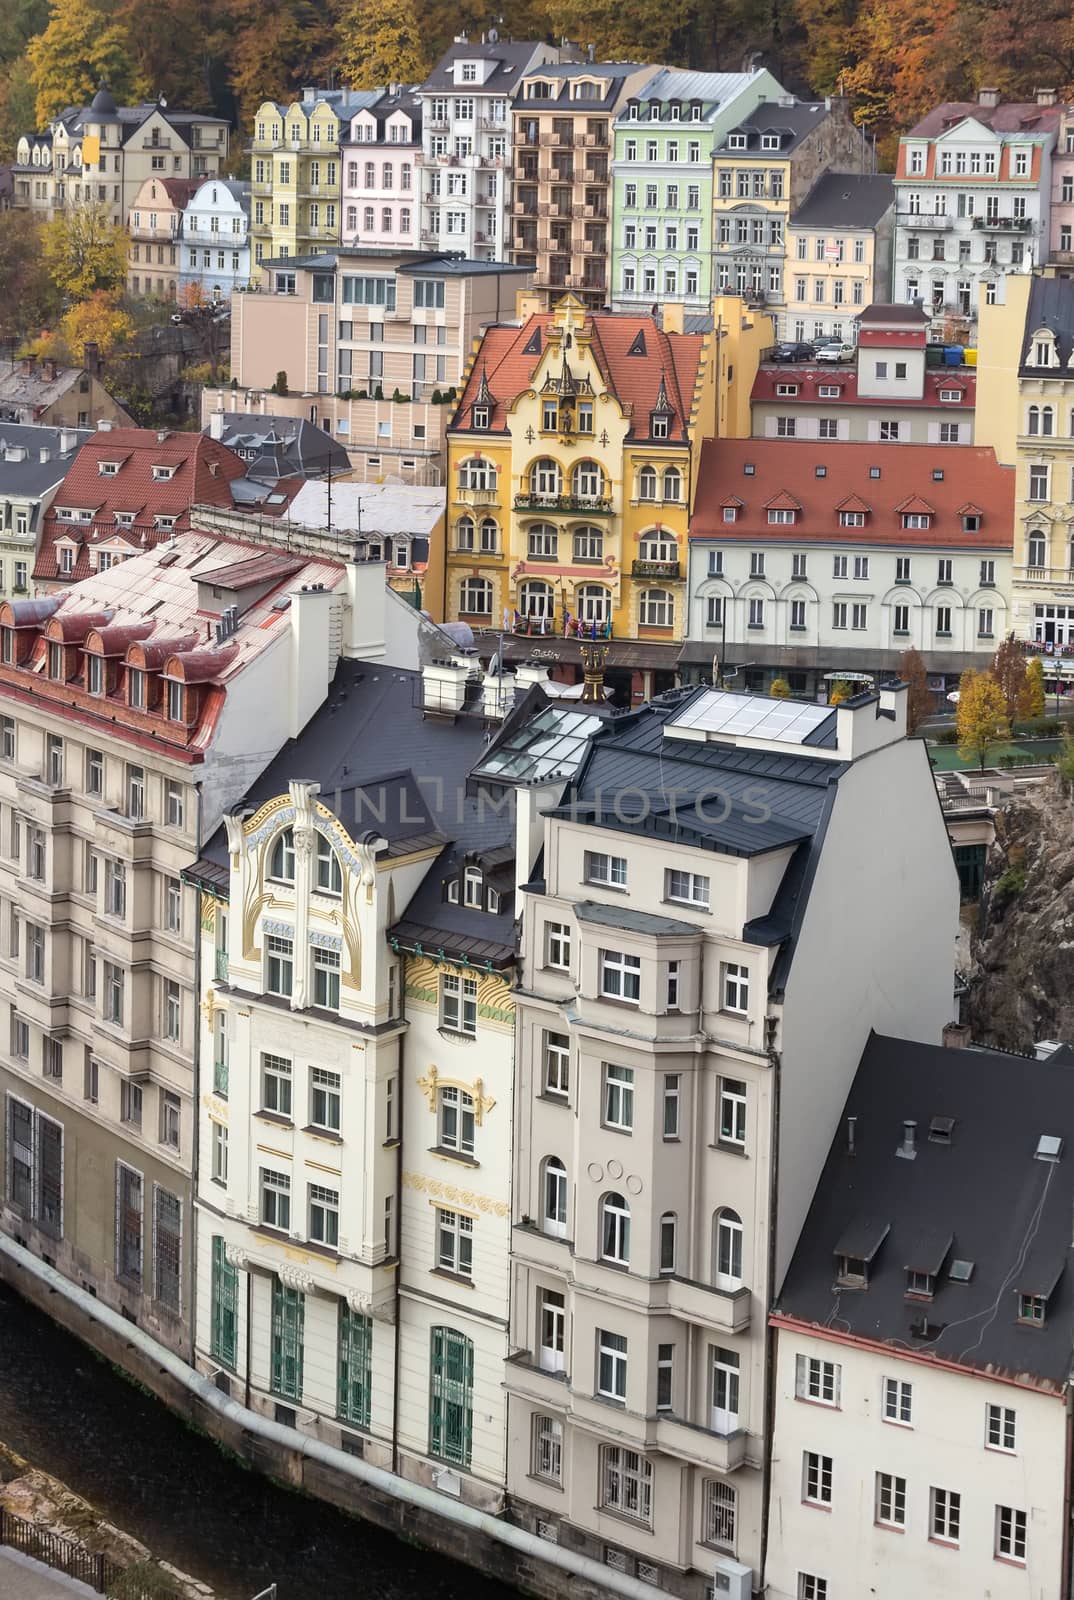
top-left (485, 634), bottom-right (683, 671)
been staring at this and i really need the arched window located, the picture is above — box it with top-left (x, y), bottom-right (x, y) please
top-left (638, 464), bottom-right (657, 500)
top-left (659, 1212), bottom-right (677, 1274)
top-left (463, 865), bottom-right (483, 907)
top-left (315, 833), bottom-right (342, 894)
top-left (458, 457), bottom-right (496, 491)
top-left (662, 466), bottom-right (682, 502)
top-left (1042, 405), bottom-right (1055, 437)
top-left (459, 577), bottom-right (492, 615)
top-left (479, 517), bottom-right (499, 552)
top-left (572, 459), bottom-right (603, 499)
top-left (1028, 532), bottom-right (1047, 570)
top-left (576, 584), bottom-right (611, 624)
top-left (639, 530), bottom-right (678, 565)
top-left (601, 1192), bottom-right (630, 1264)
top-left (1028, 405), bottom-right (1041, 436)
top-left (530, 457), bottom-right (562, 496)
top-left (269, 827), bottom-right (295, 882)
top-left (520, 580), bottom-right (555, 619)
top-left (542, 1157), bottom-right (568, 1237)
top-left (639, 588), bottom-right (674, 628)
top-left (714, 1208), bottom-right (744, 1290)
top-left (455, 515), bottom-right (475, 551)
top-left (573, 525), bottom-right (603, 562)
top-left (527, 523), bottom-right (558, 560)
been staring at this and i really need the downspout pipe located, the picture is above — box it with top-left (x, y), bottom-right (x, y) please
top-left (0, 1233), bottom-right (663, 1600)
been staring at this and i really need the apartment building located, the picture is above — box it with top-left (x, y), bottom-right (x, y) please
top-left (420, 38), bottom-right (560, 264)
top-left (226, 249), bottom-right (530, 483)
top-left (751, 304), bottom-right (977, 445)
top-left (445, 296), bottom-right (712, 703)
top-left (503, 680), bottom-right (958, 1596)
top-left (341, 89), bottom-right (422, 250)
top-left (13, 85), bottom-right (228, 227)
top-left (684, 437), bottom-right (1013, 697)
top-left (766, 1034), bottom-right (1074, 1600)
top-left (1047, 104), bottom-right (1074, 266)
top-left (511, 62), bottom-right (654, 309)
top-left (784, 173), bottom-right (894, 346)
top-left (179, 179), bottom-right (252, 303)
top-left (712, 99), bottom-right (861, 336)
top-left (611, 68), bottom-right (784, 313)
top-left (127, 176), bottom-right (198, 300)
top-left (0, 355), bottom-right (132, 432)
top-left (0, 424), bottom-right (89, 598)
top-left (249, 89), bottom-right (382, 264)
top-left (893, 89), bottom-right (1062, 322)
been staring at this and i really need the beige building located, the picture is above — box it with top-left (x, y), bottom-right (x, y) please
top-left (14, 85), bottom-right (228, 227)
top-left (227, 249), bottom-right (531, 483)
top-left (127, 176), bottom-right (199, 300)
top-left (784, 173), bottom-right (894, 346)
top-left (0, 355), bottom-right (132, 431)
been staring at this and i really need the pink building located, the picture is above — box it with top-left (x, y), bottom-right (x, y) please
top-left (341, 88), bottom-right (422, 249)
top-left (1050, 104), bottom-right (1074, 267)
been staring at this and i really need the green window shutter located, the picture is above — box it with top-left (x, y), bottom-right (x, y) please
top-left (429, 1325), bottom-right (473, 1467)
top-left (271, 1276), bottom-right (304, 1399)
top-left (337, 1301), bottom-right (372, 1427)
top-left (210, 1235), bottom-right (238, 1369)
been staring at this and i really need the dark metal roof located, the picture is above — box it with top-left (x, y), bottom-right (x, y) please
top-left (715, 100), bottom-right (837, 156)
top-left (420, 40), bottom-right (551, 94)
top-left (777, 1032), bottom-right (1074, 1391)
top-left (789, 172), bottom-right (895, 230)
top-left (1019, 277), bottom-right (1074, 376)
top-left (573, 899), bottom-right (701, 938)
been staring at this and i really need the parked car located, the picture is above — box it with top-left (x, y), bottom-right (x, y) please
top-left (815, 341), bottom-right (855, 363)
top-left (773, 341), bottom-right (815, 362)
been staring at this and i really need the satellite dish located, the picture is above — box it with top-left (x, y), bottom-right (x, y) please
top-left (159, 95), bottom-right (167, 108)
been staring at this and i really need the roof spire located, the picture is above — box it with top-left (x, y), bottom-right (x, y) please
top-left (474, 363), bottom-right (495, 408)
top-left (653, 371), bottom-right (671, 412)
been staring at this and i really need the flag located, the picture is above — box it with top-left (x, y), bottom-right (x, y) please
top-left (591, 619), bottom-right (597, 641)
top-left (563, 609), bottom-right (571, 636)
top-left (604, 615), bottom-right (612, 639)
top-left (502, 607), bottom-right (511, 630)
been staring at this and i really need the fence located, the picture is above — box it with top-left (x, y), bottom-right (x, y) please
top-left (0, 1506), bottom-right (184, 1599)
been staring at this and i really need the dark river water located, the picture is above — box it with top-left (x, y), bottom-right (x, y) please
top-left (0, 1283), bottom-right (519, 1600)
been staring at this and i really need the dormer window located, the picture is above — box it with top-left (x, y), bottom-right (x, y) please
top-left (1033, 336), bottom-right (1057, 367)
top-left (98, 461), bottom-right (119, 476)
top-left (48, 642), bottom-right (64, 681)
top-left (722, 506), bottom-right (738, 523)
top-left (728, 133), bottom-right (747, 150)
top-left (776, 383), bottom-right (799, 397)
top-left (1018, 1293), bottom-right (1047, 1324)
top-left (446, 879), bottom-right (459, 903)
top-left (166, 679), bottom-right (183, 721)
top-left (154, 515), bottom-right (177, 530)
top-left (151, 465), bottom-right (176, 481)
top-left (902, 513), bottom-right (931, 529)
top-left (472, 404), bottom-right (490, 430)
top-left (488, 888), bottom-right (500, 913)
top-left (315, 833), bottom-right (342, 895)
top-left (761, 133), bottom-right (781, 150)
top-left (837, 1253), bottom-right (868, 1287)
top-left (963, 513), bottom-right (981, 533)
top-left (128, 668), bottom-right (145, 710)
top-left (58, 547), bottom-right (74, 575)
top-left (906, 1269), bottom-right (935, 1299)
top-left (464, 866), bottom-right (483, 908)
top-left (768, 508), bottom-right (796, 525)
top-left (86, 654), bottom-right (103, 695)
top-left (651, 412), bottom-right (670, 439)
top-left (649, 103), bottom-right (660, 121)
top-left (114, 512), bottom-right (135, 526)
top-left (269, 827), bottom-right (295, 884)
top-left (939, 388), bottom-right (962, 403)
top-left (839, 511), bottom-right (865, 526)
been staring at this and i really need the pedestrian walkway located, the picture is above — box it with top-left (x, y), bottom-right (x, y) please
top-left (0, 1545), bottom-right (97, 1598)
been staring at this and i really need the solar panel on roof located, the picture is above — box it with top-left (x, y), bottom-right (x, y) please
top-left (667, 689), bottom-right (833, 746)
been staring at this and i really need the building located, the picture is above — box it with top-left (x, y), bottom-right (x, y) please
top-left (284, 479), bottom-right (445, 614)
top-left (127, 176), bottom-right (199, 300)
top-left (420, 38), bottom-right (562, 265)
top-left (249, 89), bottom-right (383, 265)
top-left (712, 99), bottom-right (861, 335)
top-left (766, 1032), bottom-right (1074, 1600)
top-left (32, 426), bottom-right (247, 590)
top-left (750, 304), bottom-right (977, 445)
top-left (445, 295), bottom-right (713, 703)
top-left (225, 249), bottom-right (532, 483)
top-left (511, 61), bottom-right (657, 309)
top-left (341, 88), bottom-right (422, 249)
top-left (685, 438), bottom-right (1013, 699)
top-left (13, 85), bottom-right (228, 226)
top-left (179, 178), bottom-right (252, 302)
top-left (503, 679), bottom-right (959, 1596)
top-left (205, 411), bottom-right (349, 482)
top-left (1047, 104), bottom-right (1074, 266)
top-left (892, 89), bottom-right (1063, 323)
top-left (611, 68), bottom-right (784, 314)
top-left (784, 173), bottom-right (895, 346)
top-left (0, 356), bottom-right (132, 431)
top-left (0, 424), bottom-right (89, 598)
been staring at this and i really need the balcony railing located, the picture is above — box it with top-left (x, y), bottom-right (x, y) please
top-left (972, 214), bottom-right (1032, 231)
top-left (1015, 564), bottom-right (1074, 582)
top-left (898, 212), bottom-right (952, 229)
top-left (214, 947), bottom-right (228, 982)
top-left (455, 485), bottom-right (499, 506)
top-left (632, 558), bottom-right (681, 578)
top-left (514, 491), bottom-right (613, 515)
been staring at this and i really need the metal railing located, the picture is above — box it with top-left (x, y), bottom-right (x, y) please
top-left (0, 1506), bottom-right (185, 1598)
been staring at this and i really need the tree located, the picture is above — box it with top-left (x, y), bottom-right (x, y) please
top-left (828, 679), bottom-right (852, 706)
top-left (898, 647), bottom-right (933, 734)
top-left (770, 677), bottom-right (791, 698)
top-left (956, 668), bottom-right (1008, 771)
top-left (226, 0), bottom-right (336, 126)
top-left (0, 210), bottom-right (61, 341)
top-left (42, 203), bottom-right (127, 299)
top-left (991, 635), bottom-right (1028, 721)
top-left (27, 289), bottom-right (135, 363)
top-left (1019, 656), bottom-right (1046, 720)
top-left (27, 0), bottom-right (146, 124)
top-left (337, 0), bottom-right (428, 88)
top-left (0, 53), bottom-right (38, 160)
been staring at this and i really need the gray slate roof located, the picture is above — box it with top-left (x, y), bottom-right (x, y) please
top-left (1019, 276), bottom-right (1074, 375)
top-left (0, 423), bottom-right (90, 500)
top-left (421, 41), bottom-right (550, 95)
top-left (776, 1032), bottom-right (1074, 1391)
top-left (715, 100), bottom-right (837, 156)
top-left (790, 172), bottom-right (894, 230)
top-left (206, 413), bottom-right (348, 484)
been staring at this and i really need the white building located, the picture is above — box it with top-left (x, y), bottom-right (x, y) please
top-left (500, 675), bottom-right (959, 1596)
top-left (179, 178), bottom-right (252, 302)
top-left (766, 1033), bottom-right (1074, 1600)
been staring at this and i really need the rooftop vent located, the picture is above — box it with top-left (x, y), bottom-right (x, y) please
top-left (896, 1119), bottom-right (917, 1161)
top-left (929, 1116), bottom-right (955, 1144)
top-left (949, 1259), bottom-right (974, 1282)
top-left (1035, 1134), bottom-right (1063, 1163)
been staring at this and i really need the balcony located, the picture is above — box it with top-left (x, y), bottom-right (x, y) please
top-left (141, 137), bottom-right (172, 150)
top-left (898, 212), bottom-right (953, 229)
top-left (631, 558), bottom-right (681, 579)
top-left (538, 202), bottom-right (562, 218)
top-left (1015, 564), bottom-right (1074, 583)
top-left (653, 1416), bottom-right (749, 1472)
top-left (972, 214), bottom-right (1032, 232)
top-left (663, 1276), bottom-right (751, 1333)
top-left (479, 117), bottom-right (506, 132)
top-left (426, 119), bottom-right (449, 132)
top-left (298, 181), bottom-right (339, 199)
top-left (503, 1354), bottom-right (571, 1409)
top-left (1052, 249), bottom-right (1074, 264)
top-left (514, 164), bottom-right (538, 182)
top-left (514, 492), bottom-right (613, 515)
top-left (514, 233), bottom-right (537, 251)
top-left (455, 485), bottom-right (500, 507)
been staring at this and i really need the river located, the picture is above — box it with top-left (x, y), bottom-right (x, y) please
top-left (0, 1283), bottom-right (519, 1600)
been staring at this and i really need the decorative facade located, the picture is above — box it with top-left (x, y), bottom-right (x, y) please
top-left (342, 90), bottom-right (422, 250)
top-left (249, 90), bottom-right (381, 265)
top-left (179, 179), bottom-right (252, 303)
top-left (784, 173), bottom-right (895, 347)
top-left (127, 176), bottom-right (198, 300)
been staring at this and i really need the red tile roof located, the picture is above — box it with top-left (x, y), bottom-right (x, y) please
top-left (903, 101), bottom-right (1064, 139)
top-left (751, 364), bottom-right (976, 410)
top-left (690, 439), bottom-right (1013, 549)
top-left (450, 311), bottom-right (704, 443)
top-left (34, 428), bottom-right (245, 586)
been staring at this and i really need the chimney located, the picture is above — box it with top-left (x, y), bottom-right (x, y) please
top-left (41, 358), bottom-right (56, 383)
top-left (38, 446), bottom-right (50, 464)
top-left (482, 665), bottom-right (515, 721)
top-left (289, 583), bottom-right (335, 737)
top-left (513, 660), bottom-right (552, 694)
top-left (896, 1119), bottom-right (917, 1160)
top-left (943, 1021), bottom-right (972, 1048)
top-left (96, 418), bottom-right (113, 432)
top-left (209, 409), bottom-right (225, 441)
top-left (82, 341), bottom-right (101, 376)
top-left (59, 427), bottom-right (79, 454)
top-left (19, 356), bottom-right (34, 377)
top-left (847, 1115), bottom-right (857, 1155)
top-left (978, 86), bottom-right (1001, 109)
top-left (835, 688), bottom-right (906, 760)
top-left (422, 654), bottom-right (475, 718)
top-left (1037, 87), bottom-right (1058, 106)
top-left (662, 302), bottom-right (685, 335)
top-left (343, 548), bottom-right (387, 661)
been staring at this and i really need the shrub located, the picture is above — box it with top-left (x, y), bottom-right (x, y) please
top-left (272, 370), bottom-right (287, 395)
top-left (994, 867), bottom-right (1027, 900)
top-left (934, 727), bottom-right (960, 745)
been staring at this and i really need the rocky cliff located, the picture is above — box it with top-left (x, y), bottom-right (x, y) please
top-left (966, 775), bottom-right (1074, 1050)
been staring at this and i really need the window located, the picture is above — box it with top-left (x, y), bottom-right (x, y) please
top-left (266, 935), bottom-right (293, 997)
top-left (600, 1446), bottom-right (652, 1523)
top-left (597, 1330), bottom-right (627, 1401)
top-left (935, 606), bottom-right (952, 637)
top-left (704, 1480), bottom-right (737, 1550)
top-left (441, 973), bottom-right (477, 1035)
top-left (798, 1579), bottom-right (827, 1600)
top-left (715, 1208), bottom-right (743, 1289)
top-left (104, 961), bottom-right (124, 1024)
top-left (792, 552), bottom-right (808, 579)
top-left (795, 1354), bottom-right (840, 1406)
top-left (603, 1063), bottom-right (634, 1130)
top-left (210, 1236), bottom-right (237, 1368)
top-left (164, 876), bottom-right (182, 935)
top-left (833, 554), bottom-right (848, 579)
top-left (803, 1451), bottom-right (833, 1506)
top-left (269, 828), bottom-right (295, 882)
top-left (665, 868), bottom-right (709, 907)
top-left (883, 1376), bottom-right (915, 1427)
top-left (308, 1183), bottom-right (339, 1248)
top-left (533, 1415), bottom-right (563, 1483)
top-left (260, 1167), bottom-right (291, 1230)
top-left (162, 979), bottom-right (180, 1043)
top-left (854, 555), bottom-right (869, 580)
top-left (748, 598), bottom-right (765, 629)
top-left (27, 827), bottom-right (45, 882)
top-left (600, 1191), bottom-right (631, 1264)
top-left (126, 764), bottom-right (145, 820)
top-left (544, 1031), bottom-right (569, 1097)
top-left (995, 1505), bottom-right (1027, 1563)
top-left (875, 1471), bottom-right (906, 1529)
top-left (312, 946), bottom-right (340, 1010)
top-left (459, 577), bottom-right (492, 615)
top-left (659, 1212), bottom-right (677, 1274)
top-left (120, 1080), bottom-right (142, 1129)
top-left (0, 717), bottom-right (14, 760)
top-left (719, 1078), bottom-right (747, 1146)
top-left (261, 1053), bottom-right (292, 1118)
top-left (639, 589), bottom-right (674, 628)
top-left (1029, 464), bottom-right (1049, 501)
top-left (338, 1301), bottom-right (372, 1428)
top-left (600, 950), bottom-right (641, 1003)
top-left (105, 859), bottom-right (125, 917)
top-left (721, 962), bottom-right (749, 1014)
top-left (271, 1276), bottom-right (304, 1400)
top-left (666, 960), bottom-right (680, 1010)
top-left (438, 1084), bottom-right (475, 1156)
top-left (542, 1156), bottom-right (568, 1236)
top-left (166, 680), bottom-right (184, 722)
top-left (45, 734), bottom-right (63, 787)
top-left (163, 780), bottom-right (184, 829)
top-left (978, 608), bottom-right (994, 638)
top-left (662, 1074), bottom-right (680, 1139)
top-left (153, 1186), bottom-right (182, 1313)
top-left (880, 421), bottom-right (900, 442)
top-left (930, 1487), bottom-right (960, 1543)
top-left (211, 1122), bottom-right (227, 1185)
top-left (986, 1403), bottom-right (1016, 1452)
top-left (158, 1089), bottom-right (180, 1150)
top-left (545, 922), bottom-right (571, 971)
top-left (116, 1163), bottom-right (143, 1287)
top-left (436, 1208), bottom-right (473, 1277)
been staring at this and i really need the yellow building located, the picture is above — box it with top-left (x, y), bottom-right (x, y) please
top-left (784, 173), bottom-right (894, 346)
top-left (445, 294), bottom-right (717, 702)
top-left (250, 89), bottom-right (382, 264)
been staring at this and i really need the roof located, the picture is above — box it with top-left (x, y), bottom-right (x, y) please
top-left (451, 309), bottom-right (704, 442)
top-left (750, 364), bottom-right (975, 409)
top-left (789, 172), bottom-right (894, 230)
top-left (420, 40), bottom-right (551, 94)
top-left (206, 414), bottom-right (349, 484)
top-left (0, 362), bottom-right (128, 425)
top-left (515, 60), bottom-right (646, 110)
top-left (257, 248), bottom-right (528, 279)
top-left (715, 100), bottom-right (838, 156)
top-left (471, 700), bottom-right (606, 786)
top-left (286, 480), bottom-right (445, 540)
top-left (776, 1031), bottom-right (1074, 1392)
top-left (903, 100), bottom-right (1064, 139)
top-left (690, 439), bottom-right (1011, 549)
top-left (34, 428), bottom-right (247, 584)
top-left (616, 68), bottom-right (771, 121)
top-left (574, 899), bottom-right (701, 937)
top-left (0, 424), bottom-right (91, 501)
top-left (132, 176), bottom-right (200, 210)
top-left (858, 303), bottom-right (931, 325)
top-left (1019, 276), bottom-right (1074, 375)
top-left (346, 89), bottom-right (422, 135)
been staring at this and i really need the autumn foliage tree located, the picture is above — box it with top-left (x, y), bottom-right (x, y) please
top-left (27, 0), bottom-right (146, 123)
top-left (956, 669), bottom-right (1009, 771)
top-left (0, 210), bottom-right (61, 341)
top-left (1020, 656), bottom-right (1046, 720)
top-left (25, 289), bottom-right (135, 363)
top-left (338, 0), bottom-right (427, 89)
top-left (42, 203), bottom-right (127, 299)
top-left (897, 647), bottom-right (933, 734)
top-left (991, 635), bottom-right (1029, 722)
